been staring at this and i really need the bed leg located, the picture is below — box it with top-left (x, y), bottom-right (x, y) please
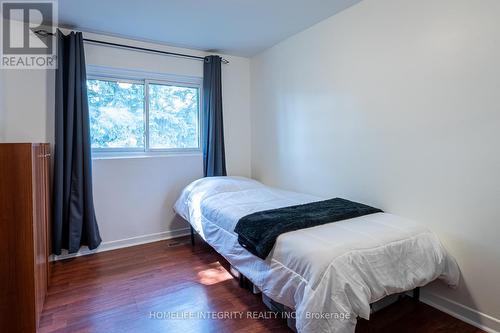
top-left (239, 274), bottom-right (246, 288)
top-left (238, 274), bottom-right (254, 291)
top-left (190, 226), bottom-right (195, 246)
top-left (413, 287), bottom-right (420, 302)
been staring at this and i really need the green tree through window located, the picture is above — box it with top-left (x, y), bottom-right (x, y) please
top-left (87, 78), bottom-right (200, 151)
top-left (149, 84), bottom-right (199, 149)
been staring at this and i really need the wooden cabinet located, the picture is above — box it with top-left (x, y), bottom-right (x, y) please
top-left (0, 143), bottom-right (50, 333)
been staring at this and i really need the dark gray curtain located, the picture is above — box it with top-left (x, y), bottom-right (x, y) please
top-left (202, 55), bottom-right (227, 177)
top-left (53, 30), bottom-right (101, 255)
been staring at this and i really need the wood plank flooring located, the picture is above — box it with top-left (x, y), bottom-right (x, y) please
top-left (40, 237), bottom-right (484, 333)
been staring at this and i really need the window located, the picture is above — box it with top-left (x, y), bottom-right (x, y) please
top-left (87, 69), bottom-right (201, 155)
top-left (148, 83), bottom-right (199, 149)
top-left (87, 79), bottom-right (145, 149)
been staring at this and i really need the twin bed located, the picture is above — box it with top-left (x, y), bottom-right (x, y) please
top-left (174, 176), bottom-right (459, 333)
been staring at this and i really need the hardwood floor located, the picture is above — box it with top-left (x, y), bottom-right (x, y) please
top-left (41, 237), bottom-right (483, 333)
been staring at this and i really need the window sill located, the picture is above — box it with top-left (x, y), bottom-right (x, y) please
top-left (91, 151), bottom-right (202, 160)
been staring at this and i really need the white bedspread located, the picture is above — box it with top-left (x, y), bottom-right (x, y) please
top-left (174, 176), bottom-right (459, 333)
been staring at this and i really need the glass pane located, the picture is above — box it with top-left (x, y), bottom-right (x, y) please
top-left (148, 83), bottom-right (199, 149)
top-left (87, 79), bottom-right (145, 149)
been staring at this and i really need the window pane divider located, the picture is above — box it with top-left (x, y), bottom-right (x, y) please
top-left (144, 80), bottom-right (151, 152)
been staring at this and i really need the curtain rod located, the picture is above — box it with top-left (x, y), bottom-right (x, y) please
top-left (34, 30), bottom-right (229, 64)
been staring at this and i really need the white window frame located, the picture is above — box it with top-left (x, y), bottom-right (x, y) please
top-left (86, 65), bottom-right (203, 158)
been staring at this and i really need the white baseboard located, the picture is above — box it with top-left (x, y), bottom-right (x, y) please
top-left (421, 290), bottom-right (500, 333)
top-left (50, 228), bottom-right (190, 261)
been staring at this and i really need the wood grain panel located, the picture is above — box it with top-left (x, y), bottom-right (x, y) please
top-left (0, 143), bottom-right (50, 333)
top-left (32, 144), bottom-right (49, 328)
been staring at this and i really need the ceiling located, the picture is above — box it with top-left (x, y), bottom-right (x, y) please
top-left (58, 0), bottom-right (361, 57)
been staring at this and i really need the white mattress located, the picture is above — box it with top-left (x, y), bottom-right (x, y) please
top-left (174, 176), bottom-right (459, 333)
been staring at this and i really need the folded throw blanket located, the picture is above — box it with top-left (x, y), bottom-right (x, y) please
top-left (234, 198), bottom-right (382, 259)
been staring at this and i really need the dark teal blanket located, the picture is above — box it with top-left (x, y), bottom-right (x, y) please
top-left (234, 198), bottom-right (382, 259)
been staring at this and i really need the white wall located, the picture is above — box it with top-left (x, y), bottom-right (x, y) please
top-left (251, 0), bottom-right (500, 330)
top-left (0, 69), bottom-right (3, 138)
top-left (0, 29), bottom-right (251, 252)
top-left (0, 68), bottom-right (55, 142)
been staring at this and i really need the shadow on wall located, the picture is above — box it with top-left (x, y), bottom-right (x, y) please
top-left (169, 213), bottom-right (191, 233)
top-left (424, 264), bottom-right (484, 329)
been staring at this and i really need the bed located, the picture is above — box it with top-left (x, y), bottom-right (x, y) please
top-left (174, 176), bottom-right (459, 333)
